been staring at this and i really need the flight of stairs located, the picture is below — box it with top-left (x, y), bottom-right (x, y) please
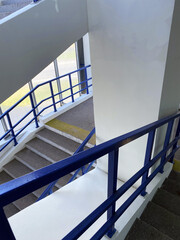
top-left (125, 170), bottom-right (180, 240)
top-left (0, 126), bottom-right (93, 218)
top-left (0, 0), bottom-right (32, 19)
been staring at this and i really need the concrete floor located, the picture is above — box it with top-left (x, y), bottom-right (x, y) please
top-left (56, 97), bottom-right (95, 132)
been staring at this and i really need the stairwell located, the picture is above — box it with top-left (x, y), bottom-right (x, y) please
top-left (0, 0), bottom-right (32, 19)
top-left (125, 170), bottom-right (180, 240)
top-left (0, 124), bottom-right (94, 218)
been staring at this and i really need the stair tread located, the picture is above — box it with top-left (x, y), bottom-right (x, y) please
top-left (0, 170), bottom-right (13, 184)
top-left (4, 203), bottom-right (19, 218)
top-left (125, 219), bottom-right (173, 240)
top-left (153, 188), bottom-right (180, 216)
top-left (4, 159), bottom-right (32, 178)
top-left (168, 170), bottom-right (180, 182)
top-left (141, 201), bottom-right (180, 240)
top-left (162, 178), bottom-right (180, 197)
top-left (56, 173), bottom-right (73, 188)
top-left (13, 193), bottom-right (37, 210)
top-left (16, 148), bottom-right (51, 170)
top-left (37, 128), bottom-right (83, 154)
top-left (26, 138), bottom-right (71, 162)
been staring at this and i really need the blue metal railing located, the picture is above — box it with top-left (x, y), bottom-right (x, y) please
top-left (0, 65), bottom-right (92, 152)
top-left (0, 112), bottom-right (179, 239)
top-left (37, 127), bottom-right (95, 201)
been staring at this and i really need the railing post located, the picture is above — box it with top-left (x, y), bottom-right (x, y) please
top-left (49, 82), bottom-right (57, 112)
top-left (106, 148), bottom-right (119, 238)
top-left (84, 67), bottom-right (89, 94)
top-left (69, 74), bottom-right (74, 102)
top-left (53, 59), bottom-right (63, 106)
top-left (6, 112), bottom-right (17, 146)
top-left (141, 129), bottom-right (155, 196)
top-left (29, 93), bottom-right (39, 128)
top-left (160, 119), bottom-right (174, 173)
top-left (170, 117), bottom-right (180, 163)
top-left (0, 207), bottom-right (16, 240)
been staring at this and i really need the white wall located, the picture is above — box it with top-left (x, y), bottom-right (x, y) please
top-left (87, 0), bottom-right (175, 184)
top-left (0, 0), bottom-right (88, 103)
top-left (159, 0), bottom-right (180, 118)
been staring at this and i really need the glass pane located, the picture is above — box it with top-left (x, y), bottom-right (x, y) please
top-left (32, 62), bottom-right (56, 116)
top-left (1, 84), bottom-right (32, 133)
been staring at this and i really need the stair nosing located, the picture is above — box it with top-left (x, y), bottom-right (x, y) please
top-left (25, 144), bottom-right (57, 164)
top-left (45, 125), bottom-right (94, 148)
top-left (35, 134), bottom-right (74, 156)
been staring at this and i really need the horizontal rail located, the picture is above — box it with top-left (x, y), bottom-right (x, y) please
top-left (0, 65), bottom-right (92, 151)
top-left (0, 113), bottom-right (179, 207)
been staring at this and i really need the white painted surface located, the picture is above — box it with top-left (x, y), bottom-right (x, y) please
top-left (9, 168), bottom-right (135, 240)
top-left (8, 163), bottom-right (172, 240)
top-left (0, 0), bottom-right (88, 103)
top-left (159, 0), bottom-right (180, 118)
top-left (87, 0), bottom-right (175, 184)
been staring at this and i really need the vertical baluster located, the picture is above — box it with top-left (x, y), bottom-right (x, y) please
top-left (170, 117), bottom-right (180, 163)
top-left (106, 148), bottom-right (119, 238)
top-left (69, 74), bottom-right (74, 102)
top-left (160, 119), bottom-right (174, 173)
top-left (29, 93), bottom-right (39, 128)
top-left (141, 129), bottom-right (155, 196)
top-left (49, 82), bottom-right (57, 112)
top-left (0, 207), bottom-right (16, 240)
top-left (6, 112), bottom-right (17, 146)
top-left (84, 67), bottom-right (89, 94)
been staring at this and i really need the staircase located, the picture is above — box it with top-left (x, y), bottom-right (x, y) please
top-left (125, 170), bottom-right (180, 240)
top-left (0, 125), bottom-right (94, 218)
top-left (0, 0), bottom-right (32, 19)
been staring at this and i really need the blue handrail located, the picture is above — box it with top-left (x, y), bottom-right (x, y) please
top-left (0, 65), bottom-right (91, 152)
top-left (0, 112), bottom-right (179, 239)
top-left (37, 127), bottom-right (95, 201)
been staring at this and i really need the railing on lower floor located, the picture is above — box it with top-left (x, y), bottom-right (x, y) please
top-left (37, 127), bottom-right (95, 201)
top-left (0, 65), bottom-right (92, 152)
top-left (0, 112), bottom-right (179, 239)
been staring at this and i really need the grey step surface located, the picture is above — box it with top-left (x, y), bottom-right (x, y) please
top-left (4, 203), bottom-right (19, 218)
top-left (162, 178), bottom-right (180, 197)
top-left (0, 11), bottom-right (11, 19)
top-left (0, 2), bottom-right (29, 12)
top-left (15, 148), bottom-right (51, 170)
top-left (2, 0), bottom-right (31, 5)
top-left (168, 170), bottom-right (180, 183)
top-left (125, 219), bottom-right (173, 240)
top-left (4, 159), bottom-right (32, 178)
top-left (36, 128), bottom-right (84, 155)
top-left (26, 137), bottom-right (71, 162)
top-left (13, 193), bottom-right (37, 210)
top-left (141, 201), bottom-right (180, 240)
top-left (152, 188), bottom-right (180, 216)
top-left (0, 170), bottom-right (13, 184)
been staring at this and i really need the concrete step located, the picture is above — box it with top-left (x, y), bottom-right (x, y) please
top-left (13, 193), bottom-right (37, 211)
top-left (15, 148), bottom-right (51, 170)
top-left (56, 173), bottom-right (74, 188)
top-left (0, 2), bottom-right (29, 12)
top-left (141, 201), bottom-right (180, 240)
top-left (152, 188), bottom-right (180, 216)
top-left (125, 219), bottom-right (173, 240)
top-left (0, 170), bottom-right (13, 184)
top-left (168, 170), bottom-right (180, 183)
top-left (36, 128), bottom-right (86, 155)
top-left (3, 159), bottom-right (32, 178)
top-left (4, 203), bottom-right (19, 218)
top-left (161, 178), bottom-right (180, 197)
top-left (26, 138), bottom-right (71, 163)
top-left (0, 11), bottom-right (10, 19)
top-left (1, 0), bottom-right (31, 5)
